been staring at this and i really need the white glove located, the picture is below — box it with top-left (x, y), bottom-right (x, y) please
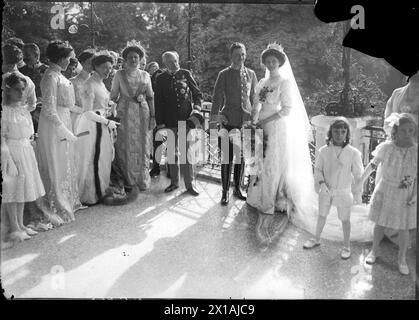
top-left (57, 123), bottom-right (77, 142)
top-left (107, 120), bottom-right (119, 131)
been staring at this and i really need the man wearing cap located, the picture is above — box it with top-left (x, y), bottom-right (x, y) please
top-left (155, 51), bottom-right (202, 196)
top-left (210, 42), bottom-right (258, 205)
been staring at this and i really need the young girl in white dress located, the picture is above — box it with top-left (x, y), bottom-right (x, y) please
top-left (358, 113), bottom-right (417, 275)
top-left (303, 118), bottom-right (364, 259)
top-left (1, 73), bottom-right (45, 245)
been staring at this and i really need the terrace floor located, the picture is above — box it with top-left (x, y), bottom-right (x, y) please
top-left (1, 173), bottom-right (416, 299)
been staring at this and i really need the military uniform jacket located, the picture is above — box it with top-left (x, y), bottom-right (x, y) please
top-left (155, 69), bottom-right (202, 128)
top-left (210, 66), bottom-right (258, 128)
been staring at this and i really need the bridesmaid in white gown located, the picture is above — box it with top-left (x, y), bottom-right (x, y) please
top-left (36, 40), bottom-right (84, 226)
top-left (75, 54), bottom-right (119, 205)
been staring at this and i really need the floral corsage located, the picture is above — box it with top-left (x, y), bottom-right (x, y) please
top-left (400, 175), bottom-right (415, 189)
top-left (137, 94), bottom-right (146, 103)
top-left (259, 86), bottom-right (273, 103)
top-left (175, 78), bottom-right (190, 101)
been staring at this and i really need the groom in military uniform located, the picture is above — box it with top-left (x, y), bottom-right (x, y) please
top-left (210, 42), bottom-right (258, 205)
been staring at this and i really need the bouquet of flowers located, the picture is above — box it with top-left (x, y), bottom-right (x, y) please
top-left (400, 175), bottom-right (415, 189)
top-left (259, 86), bottom-right (273, 103)
top-left (241, 122), bottom-right (268, 186)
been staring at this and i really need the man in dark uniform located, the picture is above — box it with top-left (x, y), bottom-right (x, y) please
top-left (155, 51), bottom-right (202, 196)
top-left (210, 42), bottom-right (258, 205)
top-left (19, 43), bottom-right (48, 133)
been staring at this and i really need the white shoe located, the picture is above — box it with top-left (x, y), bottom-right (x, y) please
top-left (398, 263), bottom-right (409, 275)
top-left (23, 227), bottom-right (38, 236)
top-left (341, 247), bottom-right (351, 259)
top-left (365, 251), bottom-right (377, 264)
top-left (303, 238), bottom-right (320, 249)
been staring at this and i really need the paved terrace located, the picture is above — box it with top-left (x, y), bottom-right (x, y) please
top-left (1, 174), bottom-right (416, 299)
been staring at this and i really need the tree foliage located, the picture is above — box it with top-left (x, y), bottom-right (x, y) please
top-left (3, 1), bottom-right (392, 118)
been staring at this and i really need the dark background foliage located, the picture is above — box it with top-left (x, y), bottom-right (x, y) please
top-left (3, 1), bottom-right (408, 118)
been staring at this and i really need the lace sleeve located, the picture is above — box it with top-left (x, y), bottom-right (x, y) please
top-left (25, 77), bottom-right (37, 112)
top-left (144, 72), bottom-right (154, 98)
top-left (279, 79), bottom-right (293, 117)
top-left (40, 73), bottom-right (63, 127)
top-left (110, 71), bottom-right (121, 102)
top-left (81, 81), bottom-right (95, 112)
top-left (371, 141), bottom-right (391, 165)
top-left (251, 80), bottom-right (263, 122)
top-left (384, 89), bottom-right (398, 119)
top-left (351, 148), bottom-right (364, 180)
top-left (144, 72), bottom-right (155, 116)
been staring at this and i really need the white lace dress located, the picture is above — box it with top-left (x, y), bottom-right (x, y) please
top-left (246, 76), bottom-right (294, 214)
top-left (369, 141), bottom-right (417, 230)
top-left (1, 104), bottom-right (45, 203)
top-left (36, 63), bottom-right (82, 224)
top-left (75, 72), bottom-right (115, 204)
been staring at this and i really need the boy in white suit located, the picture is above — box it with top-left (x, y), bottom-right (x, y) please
top-left (303, 117), bottom-right (364, 259)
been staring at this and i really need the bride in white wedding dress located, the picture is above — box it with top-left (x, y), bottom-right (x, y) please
top-left (246, 43), bottom-right (373, 244)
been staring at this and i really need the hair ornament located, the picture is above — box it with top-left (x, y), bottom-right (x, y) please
top-left (266, 42), bottom-right (285, 54)
top-left (95, 49), bottom-right (111, 56)
top-left (384, 113), bottom-right (402, 128)
top-left (126, 39), bottom-right (144, 49)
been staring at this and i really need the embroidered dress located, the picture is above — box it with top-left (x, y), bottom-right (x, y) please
top-left (246, 77), bottom-right (294, 214)
top-left (369, 141), bottom-right (417, 230)
top-left (75, 72), bottom-right (115, 204)
top-left (70, 70), bottom-right (89, 130)
top-left (110, 69), bottom-right (153, 190)
top-left (1, 104), bottom-right (45, 203)
top-left (36, 63), bottom-right (82, 224)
